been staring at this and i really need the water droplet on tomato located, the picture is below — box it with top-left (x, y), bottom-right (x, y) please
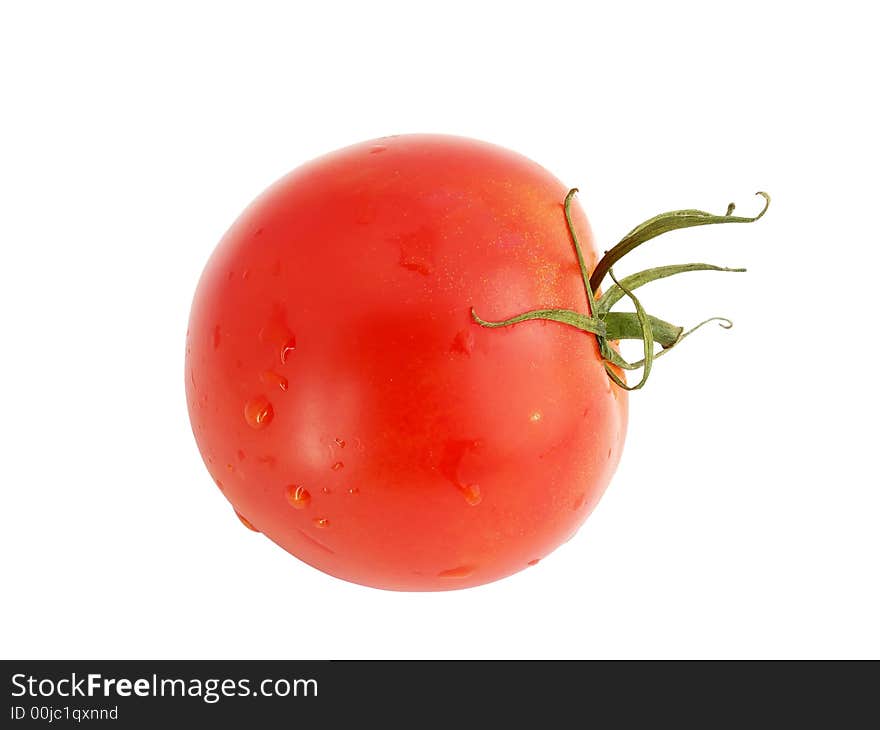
top-left (396, 230), bottom-right (433, 275)
top-left (347, 486), bottom-right (359, 496)
top-left (241, 268), bottom-right (250, 281)
top-left (334, 437), bottom-right (346, 448)
top-left (280, 338), bottom-right (297, 364)
top-left (260, 370), bottom-right (288, 392)
top-left (244, 396), bottom-right (274, 429)
top-left (235, 511), bottom-right (259, 532)
top-left (607, 447), bottom-right (612, 459)
top-left (450, 330), bottom-right (474, 355)
top-left (530, 411), bottom-right (542, 422)
top-left (440, 439), bottom-right (482, 505)
top-left (459, 484), bottom-right (482, 506)
top-left (260, 307), bottom-right (296, 366)
top-left (331, 461), bottom-right (344, 471)
top-left (237, 449), bottom-right (246, 461)
top-left (437, 565), bottom-right (474, 578)
top-left (369, 145), bottom-right (387, 154)
top-left (286, 485), bottom-right (311, 509)
top-left (572, 492), bottom-right (587, 511)
top-left (313, 517), bottom-right (329, 528)
top-left (527, 559), bottom-right (540, 567)
top-left (321, 487), bottom-right (332, 495)
top-left (296, 528), bottom-right (335, 554)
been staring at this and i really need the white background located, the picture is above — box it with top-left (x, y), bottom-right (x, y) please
top-left (2, 1), bottom-right (877, 659)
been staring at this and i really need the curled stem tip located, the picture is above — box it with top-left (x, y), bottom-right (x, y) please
top-left (677, 316), bottom-right (733, 340)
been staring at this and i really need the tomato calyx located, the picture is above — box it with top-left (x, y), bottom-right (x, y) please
top-left (471, 189), bottom-right (770, 390)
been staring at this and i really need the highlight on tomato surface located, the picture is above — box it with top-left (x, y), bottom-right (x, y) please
top-left (185, 134), bottom-right (769, 591)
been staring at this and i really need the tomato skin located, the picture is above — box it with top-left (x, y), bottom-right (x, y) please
top-left (186, 135), bottom-right (627, 591)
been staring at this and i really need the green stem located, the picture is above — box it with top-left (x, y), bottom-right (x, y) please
top-left (596, 263), bottom-right (746, 315)
top-left (563, 188), bottom-right (598, 316)
top-left (603, 312), bottom-right (682, 348)
top-left (589, 192), bottom-right (769, 293)
top-left (471, 307), bottom-right (606, 336)
top-left (602, 317), bottom-right (733, 371)
top-left (470, 189), bottom-right (769, 390)
top-left (602, 269), bottom-right (653, 391)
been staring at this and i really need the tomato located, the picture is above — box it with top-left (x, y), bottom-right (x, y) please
top-left (186, 134), bottom-right (627, 590)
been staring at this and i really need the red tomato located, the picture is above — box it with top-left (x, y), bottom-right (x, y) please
top-left (186, 135), bottom-right (627, 590)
